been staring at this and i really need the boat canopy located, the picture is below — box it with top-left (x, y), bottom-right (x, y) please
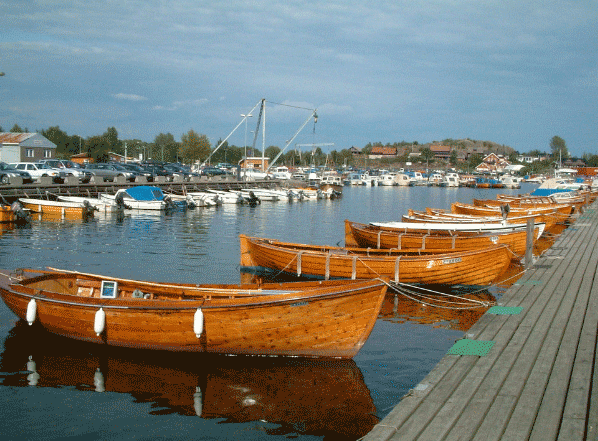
top-left (123, 186), bottom-right (165, 201)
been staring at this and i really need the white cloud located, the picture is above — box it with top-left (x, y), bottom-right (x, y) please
top-left (153, 98), bottom-right (208, 112)
top-left (113, 93), bottom-right (147, 101)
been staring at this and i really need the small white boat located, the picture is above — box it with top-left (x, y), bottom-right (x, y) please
top-left (57, 195), bottom-right (118, 212)
top-left (378, 174), bottom-right (397, 186)
top-left (344, 173), bottom-right (364, 186)
top-left (500, 175), bottom-right (522, 189)
top-left (440, 173), bottom-right (460, 187)
top-left (393, 173), bottom-right (411, 186)
top-left (240, 189), bottom-right (280, 202)
top-left (99, 186), bottom-right (169, 211)
top-left (186, 191), bottom-right (223, 207)
top-left (206, 190), bottom-right (246, 204)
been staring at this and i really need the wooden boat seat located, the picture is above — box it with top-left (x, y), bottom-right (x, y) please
top-left (75, 278), bottom-right (158, 299)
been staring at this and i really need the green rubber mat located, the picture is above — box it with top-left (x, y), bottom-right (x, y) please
top-left (448, 339), bottom-right (495, 356)
top-left (487, 306), bottom-right (523, 315)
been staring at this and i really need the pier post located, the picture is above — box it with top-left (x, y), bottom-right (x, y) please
top-left (525, 217), bottom-right (535, 268)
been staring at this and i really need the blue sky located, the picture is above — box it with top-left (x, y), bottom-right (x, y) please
top-left (0, 1), bottom-right (596, 156)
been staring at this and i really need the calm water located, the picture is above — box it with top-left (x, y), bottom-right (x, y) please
top-left (0, 183), bottom-right (536, 440)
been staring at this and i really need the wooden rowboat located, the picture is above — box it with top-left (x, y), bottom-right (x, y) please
top-left (451, 202), bottom-right (570, 228)
top-left (344, 220), bottom-right (542, 257)
top-left (240, 235), bottom-right (513, 286)
top-left (0, 268), bottom-right (387, 359)
top-left (404, 209), bottom-right (542, 225)
top-left (473, 198), bottom-right (580, 213)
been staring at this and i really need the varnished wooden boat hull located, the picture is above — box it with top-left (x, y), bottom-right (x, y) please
top-left (19, 199), bottom-right (91, 219)
top-left (0, 206), bottom-right (16, 223)
top-left (473, 198), bottom-right (578, 214)
top-left (240, 235), bottom-right (512, 286)
top-left (451, 202), bottom-right (569, 228)
top-left (344, 220), bottom-right (538, 257)
top-left (0, 269), bottom-right (387, 359)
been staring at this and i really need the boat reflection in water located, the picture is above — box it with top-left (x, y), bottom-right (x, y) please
top-left (0, 321), bottom-right (378, 439)
top-left (242, 266), bottom-right (526, 333)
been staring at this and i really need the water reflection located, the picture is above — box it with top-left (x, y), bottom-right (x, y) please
top-left (0, 321), bottom-right (378, 439)
top-left (379, 287), bottom-right (496, 331)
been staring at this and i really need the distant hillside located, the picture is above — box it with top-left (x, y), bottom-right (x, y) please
top-left (421, 138), bottom-right (516, 156)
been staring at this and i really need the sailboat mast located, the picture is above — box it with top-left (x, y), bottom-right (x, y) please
top-left (262, 100), bottom-right (266, 172)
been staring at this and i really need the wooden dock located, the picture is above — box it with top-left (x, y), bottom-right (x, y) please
top-left (0, 177), bottom-right (283, 203)
top-left (365, 203), bottom-right (598, 440)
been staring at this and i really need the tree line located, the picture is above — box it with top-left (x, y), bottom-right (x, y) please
top-left (3, 123), bottom-right (592, 170)
top-left (2, 124), bottom-right (359, 168)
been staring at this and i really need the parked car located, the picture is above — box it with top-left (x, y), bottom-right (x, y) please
top-left (140, 164), bottom-right (172, 181)
top-left (120, 163), bottom-right (154, 181)
top-left (0, 161), bottom-right (33, 184)
top-left (106, 163), bottom-right (142, 182)
top-left (200, 166), bottom-right (227, 177)
top-left (163, 163), bottom-right (200, 181)
top-left (38, 159), bottom-right (92, 183)
top-left (9, 162), bottom-right (66, 183)
top-left (84, 163), bottom-right (130, 182)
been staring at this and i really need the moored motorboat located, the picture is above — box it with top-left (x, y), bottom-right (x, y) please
top-left (0, 202), bottom-right (31, 224)
top-left (0, 268), bottom-right (387, 359)
top-left (57, 195), bottom-right (119, 212)
top-left (99, 186), bottom-right (172, 211)
top-left (319, 175), bottom-right (344, 195)
top-left (240, 235), bottom-right (513, 286)
top-left (19, 198), bottom-right (96, 219)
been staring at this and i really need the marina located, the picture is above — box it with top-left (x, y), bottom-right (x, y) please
top-left (0, 182), bottom-right (594, 440)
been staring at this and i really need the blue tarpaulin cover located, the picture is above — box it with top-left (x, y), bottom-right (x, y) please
top-left (124, 186), bottom-right (164, 201)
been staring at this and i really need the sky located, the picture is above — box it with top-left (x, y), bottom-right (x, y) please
top-left (0, 0), bottom-right (596, 156)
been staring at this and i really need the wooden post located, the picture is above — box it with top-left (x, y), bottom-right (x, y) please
top-left (525, 217), bottom-right (535, 269)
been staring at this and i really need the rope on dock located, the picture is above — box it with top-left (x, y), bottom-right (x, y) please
top-left (385, 280), bottom-right (494, 310)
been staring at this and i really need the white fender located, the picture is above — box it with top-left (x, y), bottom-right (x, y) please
top-left (27, 355), bottom-right (40, 385)
top-left (194, 308), bottom-right (203, 338)
top-left (193, 386), bottom-right (203, 417)
top-left (27, 355), bottom-right (36, 373)
top-left (94, 308), bottom-right (105, 336)
top-left (26, 299), bottom-right (36, 326)
top-left (94, 368), bottom-right (105, 392)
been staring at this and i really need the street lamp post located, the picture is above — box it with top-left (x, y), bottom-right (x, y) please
top-left (241, 114), bottom-right (253, 162)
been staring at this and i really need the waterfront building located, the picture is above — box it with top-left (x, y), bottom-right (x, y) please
top-left (0, 132), bottom-right (57, 163)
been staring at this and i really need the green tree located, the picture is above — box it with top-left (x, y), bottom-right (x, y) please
top-left (550, 136), bottom-right (568, 162)
top-left (154, 132), bottom-right (179, 162)
top-left (583, 153), bottom-right (598, 167)
top-left (86, 135), bottom-right (111, 162)
top-left (449, 149), bottom-right (458, 166)
top-left (103, 127), bottom-right (121, 154)
top-left (265, 145), bottom-right (281, 161)
top-left (467, 153), bottom-right (483, 171)
top-left (41, 126), bottom-right (84, 158)
top-left (180, 130), bottom-right (211, 165)
top-left (284, 149), bottom-right (301, 167)
top-left (10, 124), bottom-right (23, 133)
top-left (420, 147), bottom-right (435, 168)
